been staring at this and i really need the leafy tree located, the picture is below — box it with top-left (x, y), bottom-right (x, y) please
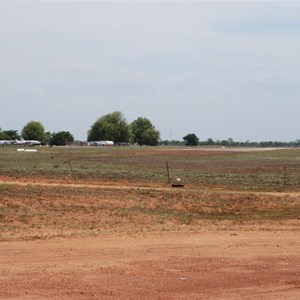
top-left (227, 138), bottom-right (234, 145)
top-left (206, 138), bottom-right (214, 145)
top-left (0, 129), bottom-right (19, 140)
top-left (220, 140), bottom-right (229, 146)
top-left (131, 117), bottom-right (160, 146)
top-left (183, 133), bottom-right (199, 146)
top-left (50, 131), bottom-right (74, 146)
top-left (87, 111), bottom-right (130, 143)
top-left (141, 128), bottom-right (160, 146)
top-left (21, 121), bottom-right (46, 143)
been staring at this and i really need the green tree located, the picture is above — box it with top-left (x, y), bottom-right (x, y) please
top-left (206, 138), bottom-right (214, 145)
top-left (183, 133), bottom-right (199, 146)
top-left (87, 111), bottom-right (130, 143)
top-left (21, 121), bottom-right (46, 143)
top-left (50, 131), bottom-right (74, 146)
top-left (131, 117), bottom-right (160, 146)
top-left (0, 129), bottom-right (19, 140)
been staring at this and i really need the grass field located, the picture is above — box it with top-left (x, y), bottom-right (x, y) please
top-left (0, 146), bottom-right (299, 241)
top-left (1, 146), bottom-right (300, 191)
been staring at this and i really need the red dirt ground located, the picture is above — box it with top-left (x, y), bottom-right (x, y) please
top-left (0, 177), bottom-right (299, 299)
top-left (0, 231), bottom-right (299, 299)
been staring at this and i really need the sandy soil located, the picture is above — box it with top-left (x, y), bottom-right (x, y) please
top-left (0, 230), bottom-right (299, 300)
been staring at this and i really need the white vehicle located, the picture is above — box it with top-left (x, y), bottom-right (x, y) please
top-left (14, 139), bottom-right (41, 146)
top-left (90, 140), bottom-right (114, 146)
top-left (0, 140), bottom-right (14, 146)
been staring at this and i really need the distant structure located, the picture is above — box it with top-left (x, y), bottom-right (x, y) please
top-left (0, 139), bottom-right (41, 146)
top-left (89, 140), bottom-right (114, 146)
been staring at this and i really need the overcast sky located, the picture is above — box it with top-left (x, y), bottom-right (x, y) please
top-left (1, 1), bottom-right (300, 142)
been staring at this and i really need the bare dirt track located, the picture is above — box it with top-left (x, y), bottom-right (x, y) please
top-left (0, 231), bottom-right (299, 300)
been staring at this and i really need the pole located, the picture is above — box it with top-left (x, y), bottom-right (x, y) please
top-left (166, 162), bottom-right (171, 184)
top-left (68, 160), bottom-right (76, 181)
top-left (283, 167), bottom-right (287, 189)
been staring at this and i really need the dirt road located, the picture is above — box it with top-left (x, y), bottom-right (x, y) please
top-left (0, 231), bottom-right (299, 299)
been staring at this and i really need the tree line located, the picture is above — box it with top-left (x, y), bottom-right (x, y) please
top-left (162, 137), bottom-right (300, 148)
top-left (0, 122), bottom-right (74, 146)
top-left (1, 111), bottom-right (299, 147)
top-left (0, 112), bottom-right (160, 146)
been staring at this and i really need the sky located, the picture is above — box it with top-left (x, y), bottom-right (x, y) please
top-left (1, 1), bottom-right (300, 142)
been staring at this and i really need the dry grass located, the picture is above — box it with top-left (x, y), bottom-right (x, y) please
top-left (0, 182), bottom-right (299, 241)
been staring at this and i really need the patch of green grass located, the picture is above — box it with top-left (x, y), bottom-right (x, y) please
top-left (0, 147), bottom-right (300, 191)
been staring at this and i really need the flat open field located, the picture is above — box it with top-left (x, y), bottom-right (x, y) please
top-left (0, 146), bottom-right (299, 299)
